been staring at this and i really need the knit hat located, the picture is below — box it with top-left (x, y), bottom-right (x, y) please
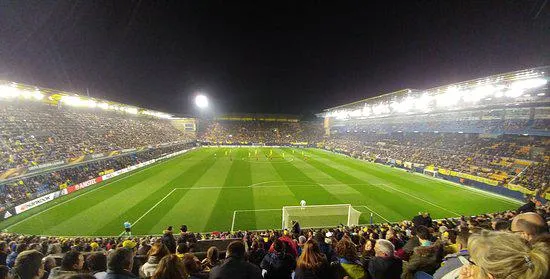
top-left (122, 240), bottom-right (137, 249)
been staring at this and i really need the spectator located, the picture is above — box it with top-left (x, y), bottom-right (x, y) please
top-left (401, 241), bottom-right (443, 279)
top-left (7, 243), bottom-right (27, 268)
top-left (150, 255), bottom-right (187, 279)
top-left (48, 251), bottom-right (84, 279)
top-left (294, 240), bottom-right (333, 279)
top-left (248, 239), bottom-right (266, 268)
top-left (366, 239), bottom-right (402, 279)
top-left (517, 197), bottom-right (537, 213)
top-left (136, 241), bottom-right (151, 256)
top-left (139, 243), bottom-right (170, 278)
top-left (333, 239), bottom-right (364, 279)
top-left (401, 225), bottom-right (431, 259)
top-left (208, 241), bottom-right (262, 279)
top-left (182, 253), bottom-right (208, 279)
top-left (201, 247), bottom-right (221, 271)
top-left (413, 212), bottom-right (432, 228)
top-left (86, 253), bottom-right (107, 279)
top-left (42, 257), bottom-right (56, 279)
top-left (175, 243), bottom-right (189, 260)
top-left (297, 236), bottom-right (307, 256)
top-left (433, 232), bottom-right (470, 279)
top-left (360, 238), bottom-right (376, 267)
top-left (269, 231), bottom-right (298, 258)
top-left (46, 244), bottom-right (61, 256)
top-left (313, 232), bottom-right (336, 262)
top-left (105, 248), bottom-right (137, 279)
top-left (11, 250), bottom-right (44, 279)
top-left (460, 230), bottom-right (550, 279)
top-left (0, 242), bottom-right (7, 266)
top-left (260, 239), bottom-right (296, 279)
top-left (511, 212), bottom-right (549, 242)
top-left (161, 227), bottom-right (176, 254)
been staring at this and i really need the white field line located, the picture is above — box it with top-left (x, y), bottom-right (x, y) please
top-left (356, 205), bottom-right (392, 223)
top-left (119, 188), bottom-right (180, 236)
top-left (231, 211), bottom-right (237, 232)
top-left (410, 172), bottom-right (523, 205)
top-left (6, 164), bottom-right (162, 230)
top-left (373, 183), bottom-right (462, 217)
top-left (168, 183), bottom-right (386, 190)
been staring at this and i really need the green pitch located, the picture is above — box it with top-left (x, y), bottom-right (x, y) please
top-left (0, 147), bottom-right (521, 236)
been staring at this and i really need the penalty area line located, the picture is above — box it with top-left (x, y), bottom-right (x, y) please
top-left (375, 183), bottom-right (462, 217)
top-left (119, 188), bottom-right (180, 236)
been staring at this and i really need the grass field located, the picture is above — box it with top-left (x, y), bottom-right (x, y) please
top-left (0, 147), bottom-right (522, 236)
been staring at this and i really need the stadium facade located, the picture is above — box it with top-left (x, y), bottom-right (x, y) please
top-left (318, 66), bottom-right (549, 200)
top-left (320, 66), bottom-right (549, 137)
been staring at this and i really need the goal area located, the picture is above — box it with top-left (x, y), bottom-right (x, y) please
top-left (282, 204), bottom-right (361, 229)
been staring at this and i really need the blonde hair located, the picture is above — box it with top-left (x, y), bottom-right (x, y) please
top-left (468, 230), bottom-right (550, 279)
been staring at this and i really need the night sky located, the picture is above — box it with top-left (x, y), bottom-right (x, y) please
top-left (0, 1), bottom-right (549, 116)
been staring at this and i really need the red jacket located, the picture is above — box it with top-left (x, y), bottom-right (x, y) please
top-left (269, 235), bottom-right (298, 257)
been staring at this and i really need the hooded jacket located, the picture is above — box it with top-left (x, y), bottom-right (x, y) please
top-left (139, 256), bottom-right (160, 278)
top-left (260, 252), bottom-right (296, 279)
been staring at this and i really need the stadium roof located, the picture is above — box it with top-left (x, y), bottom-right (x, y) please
top-left (0, 80), bottom-right (175, 119)
top-left (215, 113), bottom-right (300, 122)
top-left (321, 66), bottom-right (549, 119)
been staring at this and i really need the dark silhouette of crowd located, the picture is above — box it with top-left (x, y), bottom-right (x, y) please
top-left (198, 120), bottom-right (323, 145)
top-left (0, 203), bottom-right (548, 279)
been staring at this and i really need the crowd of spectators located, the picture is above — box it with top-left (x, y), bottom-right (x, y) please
top-left (0, 203), bottom-right (548, 279)
top-left (198, 120), bottom-right (323, 145)
top-left (0, 101), bottom-right (188, 172)
top-left (321, 133), bottom-right (549, 191)
top-left (335, 118), bottom-right (547, 135)
top-left (515, 161), bottom-right (550, 194)
top-left (0, 142), bottom-right (196, 209)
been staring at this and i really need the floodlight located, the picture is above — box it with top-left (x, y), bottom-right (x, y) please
top-left (195, 94), bottom-right (208, 109)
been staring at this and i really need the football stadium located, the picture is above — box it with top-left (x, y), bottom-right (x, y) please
top-left (1, 2), bottom-right (550, 279)
top-left (1, 66), bottom-right (549, 277)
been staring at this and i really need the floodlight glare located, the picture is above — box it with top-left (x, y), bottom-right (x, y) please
top-left (195, 94), bottom-right (208, 109)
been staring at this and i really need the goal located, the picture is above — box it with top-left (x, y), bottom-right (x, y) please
top-left (282, 204), bottom-right (361, 229)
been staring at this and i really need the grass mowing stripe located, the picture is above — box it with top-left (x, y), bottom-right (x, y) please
top-left (298, 148), bottom-right (463, 217)
top-left (306, 148), bottom-right (515, 216)
top-left (284, 148), bottom-right (414, 221)
top-left (93, 149), bottom-right (220, 235)
top-left (3, 149), bottom-right (204, 235)
top-left (204, 148), bottom-right (255, 232)
top-left (267, 148), bottom-right (342, 206)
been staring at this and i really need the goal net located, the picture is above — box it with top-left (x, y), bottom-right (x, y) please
top-left (282, 204), bottom-right (361, 229)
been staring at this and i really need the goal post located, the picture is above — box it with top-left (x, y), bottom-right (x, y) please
top-left (281, 204), bottom-right (362, 229)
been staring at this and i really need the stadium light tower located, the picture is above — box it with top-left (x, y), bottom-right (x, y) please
top-left (195, 94), bottom-right (208, 109)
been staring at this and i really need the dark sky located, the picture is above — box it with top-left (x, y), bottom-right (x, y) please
top-left (0, 1), bottom-right (549, 116)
